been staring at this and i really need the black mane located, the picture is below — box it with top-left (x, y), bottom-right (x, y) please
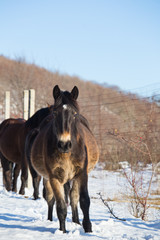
top-left (79, 114), bottom-right (91, 132)
top-left (25, 106), bottom-right (53, 129)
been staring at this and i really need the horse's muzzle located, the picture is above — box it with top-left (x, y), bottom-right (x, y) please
top-left (57, 140), bottom-right (72, 153)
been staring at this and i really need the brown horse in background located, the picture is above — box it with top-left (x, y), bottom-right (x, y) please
top-left (27, 85), bottom-right (99, 233)
top-left (0, 118), bottom-right (25, 193)
top-left (0, 106), bottom-right (53, 198)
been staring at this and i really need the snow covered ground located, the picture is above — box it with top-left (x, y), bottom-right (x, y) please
top-left (0, 166), bottom-right (160, 240)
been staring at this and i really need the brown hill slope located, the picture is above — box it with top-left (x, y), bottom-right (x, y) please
top-left (0, 56), bottom-right (159, 168)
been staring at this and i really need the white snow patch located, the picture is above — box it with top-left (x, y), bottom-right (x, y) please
top-left (0, 167), bottom-right (159, 240)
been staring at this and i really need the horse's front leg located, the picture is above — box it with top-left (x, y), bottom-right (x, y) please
top-left (78, 172), bottom-right (92, 233)
top-left (50, 178), bottom-right (67, 233)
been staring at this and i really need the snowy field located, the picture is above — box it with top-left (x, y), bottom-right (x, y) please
top-left (0, 166), bottom-right (160, 240)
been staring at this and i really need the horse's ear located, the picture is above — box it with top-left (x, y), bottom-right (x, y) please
top-left (53, 85), bottom-right (61, 100)
top-left (71, 86), bottom-right (79, 100)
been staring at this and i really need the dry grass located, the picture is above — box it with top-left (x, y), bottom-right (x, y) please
top-left (1, 55), bottom-right (160, 169)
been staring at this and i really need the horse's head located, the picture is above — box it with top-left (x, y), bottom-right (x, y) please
top-left (52, 85), bottom-right (79, 113)
top-left (53, 103), bottom-right (79, 154)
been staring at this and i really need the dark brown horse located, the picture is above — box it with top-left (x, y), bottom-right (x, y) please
top-left (0, 118), bottom-right (26, 193)
top-left (27, 85), bottom-right (99, 233)
top-left (0, 106), bottom-right (53, 198)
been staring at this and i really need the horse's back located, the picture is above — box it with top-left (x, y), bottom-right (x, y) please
top-left (0, 118), bottom-right (26, 162)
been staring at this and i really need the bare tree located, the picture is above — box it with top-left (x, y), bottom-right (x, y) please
top-left (108, 130), bottom-right (158, 220)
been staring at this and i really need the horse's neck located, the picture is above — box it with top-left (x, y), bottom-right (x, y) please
top-left (79, 115), bottom-right (91, 132)
top-left (25, 107), bottom-right (51, 130)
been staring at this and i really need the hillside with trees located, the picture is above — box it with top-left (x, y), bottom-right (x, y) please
top-left (0, 55), bottom-right (160, 169)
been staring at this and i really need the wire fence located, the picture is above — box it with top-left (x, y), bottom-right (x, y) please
top-left (1, 85), bottom-right (160, 169)
top-left (79, 89), bottom-right (160, 169)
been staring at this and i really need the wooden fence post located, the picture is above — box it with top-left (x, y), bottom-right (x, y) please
top-left (23, 89), bottom-right (36, 189)
top-left (23, 90), bottom-right (29, 120)
top-left (29, 89), bottom-right (35, 117)
top-left (28, 89), bottom-right (35, 189)
top-left (5, 91), bottom-right (10, 119)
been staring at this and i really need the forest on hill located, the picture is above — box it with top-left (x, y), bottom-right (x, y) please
top-left (0, 55), bottom-right (160, 169)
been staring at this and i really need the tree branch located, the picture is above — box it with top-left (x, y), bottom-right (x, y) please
top-left (97, 192), bottom-right (126, 221)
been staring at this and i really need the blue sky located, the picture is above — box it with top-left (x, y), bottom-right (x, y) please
top-left (0, 0), bottom-right (160, 95)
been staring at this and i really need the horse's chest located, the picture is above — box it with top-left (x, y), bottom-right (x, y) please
top-left (48, 156), bottom-right (79, 183)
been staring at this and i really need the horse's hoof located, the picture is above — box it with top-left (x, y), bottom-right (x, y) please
top-left (60, 229), bottom-right (67, 234)
top-left (33, 196), bottom-right (40, 200)
top-left (19, 189), bottom-right (25, 195)
top-left (73, 220), bottom-right (81, 225)
top-left (83, 221), bottom-right (92, 233)
top-left (12, 188), bottom-right (17, 193)
top-left (76, 221), bottom-right (81, 225)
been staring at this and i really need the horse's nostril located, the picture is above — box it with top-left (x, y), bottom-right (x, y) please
top-left (57, 141), bottom-right (72, 152)
top-left (58, 141), bottom-right (62, 149)
top-left (67, 141), bottom-right (72, 149)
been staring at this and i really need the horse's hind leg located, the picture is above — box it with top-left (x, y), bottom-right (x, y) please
top-left (28, 156), bottom-right (41, 199)
top-left (0, 153), bottom-right (13, 191)
top-left (64, 182), bottom-right (70, 205)
top-left (32, 171), bottom-right (41, 200)
top-left (43, 179), bottom-right (55, 221)
top-left (12, 163), bottom-right (21, 192)
top-left (25, 128), bottom-right (41, 199)
top-left (70, 180), bottom-right (80, 225)
top-left (19, 158), bottom-right (28, 195)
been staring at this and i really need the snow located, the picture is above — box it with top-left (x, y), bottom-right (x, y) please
top-left (0, 166), bottom-right (160, 240)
